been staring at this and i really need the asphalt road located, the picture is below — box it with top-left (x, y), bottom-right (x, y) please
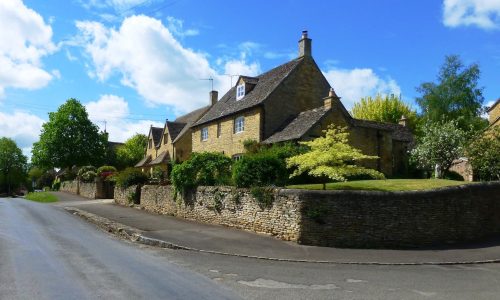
top-left (0, 198), bottom-right (237, 300)
top-left (3, 197), bottom-right (500, 300)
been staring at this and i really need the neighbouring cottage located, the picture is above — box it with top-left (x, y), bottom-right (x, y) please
top-left (488, 98), bottom-right (499, 128)
top-left (135, 106), bottom-right (210, 174)
top-left (191, 31), bottom-right (413, 176)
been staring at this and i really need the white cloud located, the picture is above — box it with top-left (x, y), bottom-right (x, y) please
top-left (443, 0), bottom-right (500, 29)
top-left (166, 16), bottom-right (199, 37)
top-left (0, 110), bottom-right (45, 158)
top-left (0, 0), bottom-right (56, 97)
top-left (323, 68), bottom-right (401, 109)
top-left (85, 94), bottom-right (162, 142)
top-left (82, 0), bottom-right (149, 11)
top-left (76, 15), bottom-right (258, 113)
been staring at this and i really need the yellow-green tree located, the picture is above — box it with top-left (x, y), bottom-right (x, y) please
top-left (286, 125), bottom-right (385, 189)
top-left (351, 94), bottom-right (418, 131)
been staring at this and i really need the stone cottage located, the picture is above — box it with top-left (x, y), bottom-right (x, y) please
top-left (135, 105), bottom-right (210, 173)
top-left (191, 31), bottom-right (413, 176)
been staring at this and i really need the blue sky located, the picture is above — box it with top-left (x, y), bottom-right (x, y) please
top-left (1, 0), bottom-right (499, 157)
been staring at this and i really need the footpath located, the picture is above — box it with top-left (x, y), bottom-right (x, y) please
top-left (54, 191), bottom-right (500, 265)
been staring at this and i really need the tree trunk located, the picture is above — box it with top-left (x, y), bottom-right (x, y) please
top-left (434, 164), bottom-right (442, 179)
top-left (322, 182), bottom-right (326, 190)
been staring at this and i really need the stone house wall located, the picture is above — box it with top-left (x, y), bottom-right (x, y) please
top-left (192, 107), bottom-right (262, 157)
top-left (116, 182), bottom-right (500, 248)
top-left (489, 101), bottom-right (499, 125)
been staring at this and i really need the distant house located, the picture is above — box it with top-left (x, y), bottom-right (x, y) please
top-left (191, 31), bottom-right (413, 176)
top-left (488, 98), bottom-right (500, 127)
top-left (135, 106), bottom-right (210, 174)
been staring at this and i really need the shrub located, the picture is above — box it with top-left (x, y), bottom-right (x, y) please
top-left (36, 171), bottom-right (55, 189)
top-left (233, 143), bottom-right (306, 188)
top-left (78, 166), bottom-right (96, 177)
top-left (171, 152), bottom-right (232, 195)
top-left (466, 126), bottom-right (500, 181)
top-left (150, 166), bottom-right (169, 184)
top-left (97, 165), bottom-right (117, 180)
top-left (52, 178), bottom-right (61, 191)
top-left (115, 168), bottom-right (149, 188)
top-left (81, 171), bottom-right (97, 183)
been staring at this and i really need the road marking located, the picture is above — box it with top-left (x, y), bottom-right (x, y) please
top-left (238, 278), bottom-right (339, 290)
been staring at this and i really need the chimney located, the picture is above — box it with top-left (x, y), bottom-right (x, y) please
top-left (298, 30), bottom-right (312, 57)
top-left (210, 90), bottom-right (218, 106)
top-left (398, 115), bottom-right (408, 127)
top-left (323, 88), bottom-right (340, 110)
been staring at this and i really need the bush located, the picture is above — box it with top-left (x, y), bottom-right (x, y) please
top-left (52, 178), bottom-right (61, 191)
top-left (150, 166), bottom-right (169, 184)
top-left (60, 167), bottom-right (78, 181)
top-left (81, 171), bottom-right (97, 183)
top-left (466, 126), bottom-right (500, 181)
top-left (115, 168), bottom-right (149, 188)
top-left (171, 152), bottom-right (232, 195)
top-left (97, 165), bottom-right (117, 180)
top-left (36, 171), bottom-right (55, 189)
top-left (233, 142), bottom-right (306, 188)
top-left (78, 166), bottom-right (96, 177)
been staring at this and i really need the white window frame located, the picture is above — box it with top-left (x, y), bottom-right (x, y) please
top-left (234, 116), bottom-right (245, 133)
top-left (236, 84), bottom-right (245, 100)
top-left (201, 127), bottom-right (209, 141)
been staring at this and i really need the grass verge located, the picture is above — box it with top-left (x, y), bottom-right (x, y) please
top-left (24, 192), bottom-right (58, 203)
top-left (287, 179), bottom-right (470, 192)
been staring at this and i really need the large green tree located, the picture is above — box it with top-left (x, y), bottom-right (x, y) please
top-left (0, 137), bottom-right (28, 194)
top-left (31, 99), bottom-right (106, 169)
top-left (115, 134), bottom-right (148, 169)
top-left (466, 126), bottom-right (500, 181)
top-left (351, 94), bottom-right (418, 131)
top-left (416, 55), bottom-right (487, 131)
top-left (286, 125), bottom-right (385, 189)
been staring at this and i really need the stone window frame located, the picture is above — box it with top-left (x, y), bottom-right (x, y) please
top-left (217, 122), bottom-right (222, 138)
top-left (201, 127), bottom-right (209, 141)
top-left (234, 116), bottom-right (245, 133)
top-left (236, 84), bottom-right (245, 100)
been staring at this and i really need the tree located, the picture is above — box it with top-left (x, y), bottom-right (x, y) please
top-left (466, 126), bottom-right (500, 181)
top-left (410, 120), bottom-right (468, 178)
top-left (0, 137), bottom-right (28, 194)
top-left (286, 125), bottom-right (385, 189)
top-left (351, 94), bottom-right (418, 131)
top-left (115, 134), bottom-right (148, 169)
top-left (416, 55), bottom-right (487, 131)
top-left (31, 99), bottom-right (106, 169)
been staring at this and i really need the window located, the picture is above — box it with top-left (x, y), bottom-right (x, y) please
top-left (148, 139), bottom-right (152, 149)
top-left (234, 116), bottom-right (245, 133)
top-left (217, 122), bottom-right (221, 138)
top-left (236, 84), bottom-right (245, 100)
top-left (232, 154), bottom-right (243, 161)
top-left (201, 127), bottom-right (209, 141)
top-left (163, 133), bottom-right (168, 145)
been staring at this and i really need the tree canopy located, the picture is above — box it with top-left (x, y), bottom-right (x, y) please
top-left (286, 125), bottom-right (385, 189)
top-left (31, 98), bottom-right (106, 169)
top-left (351, 94), bottom-right (418, 131)
top-left (410, 120), bottom-right (468, 178)
top-left (416, 55), bottom-right (486, 131)
top-left (115, 133), bottom-right (148, 169)
top-left (466, 126), bottom-right (500, 181)
top-left (0, 137), bottom-right (28, 194)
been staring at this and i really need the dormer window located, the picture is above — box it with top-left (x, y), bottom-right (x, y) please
top-left (236, 84), bottom-right (245, 100)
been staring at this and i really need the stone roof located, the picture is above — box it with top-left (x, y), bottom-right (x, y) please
top-left (149, 151), bottom-right (170, 166)
top-left (193, 57), bottom-right (303, 127)
top-left (150, 127), bottom-right (163, 148)
top-left (487, 98), bottom-right (500, 112)
top-left (166, 121), bottom-right (186, 142)
top-left (263, 107), bottom-right (329, 144)
top-left (135, 155), bottom-right (151, 167)
top-left (263, 106), bottom-right (414, 144)
top-left (351, 119), bottom-right (413, 142)
top-left (172, 105), bottom-right (210, 143)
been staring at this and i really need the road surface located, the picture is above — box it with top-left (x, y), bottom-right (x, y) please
top-left (0, 197), bottom-right (237, 300)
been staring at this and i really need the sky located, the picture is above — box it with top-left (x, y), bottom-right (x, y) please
top-left (0, 0), bottom-right (499, 158)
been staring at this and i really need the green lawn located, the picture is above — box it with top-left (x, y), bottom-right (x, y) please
top-left (24, 192), bottom-right (58, 203)
top-left (287, 179), bottom-right (471, 192)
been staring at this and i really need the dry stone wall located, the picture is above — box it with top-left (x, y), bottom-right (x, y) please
top-left (115, 182), bottom-right (500, 248)
top-left (60, 180), bottom-right (78, 194)
top-left (79, 182), bottom-right (98, 199)
top-left (114, 185), bottom-right (140, 206)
